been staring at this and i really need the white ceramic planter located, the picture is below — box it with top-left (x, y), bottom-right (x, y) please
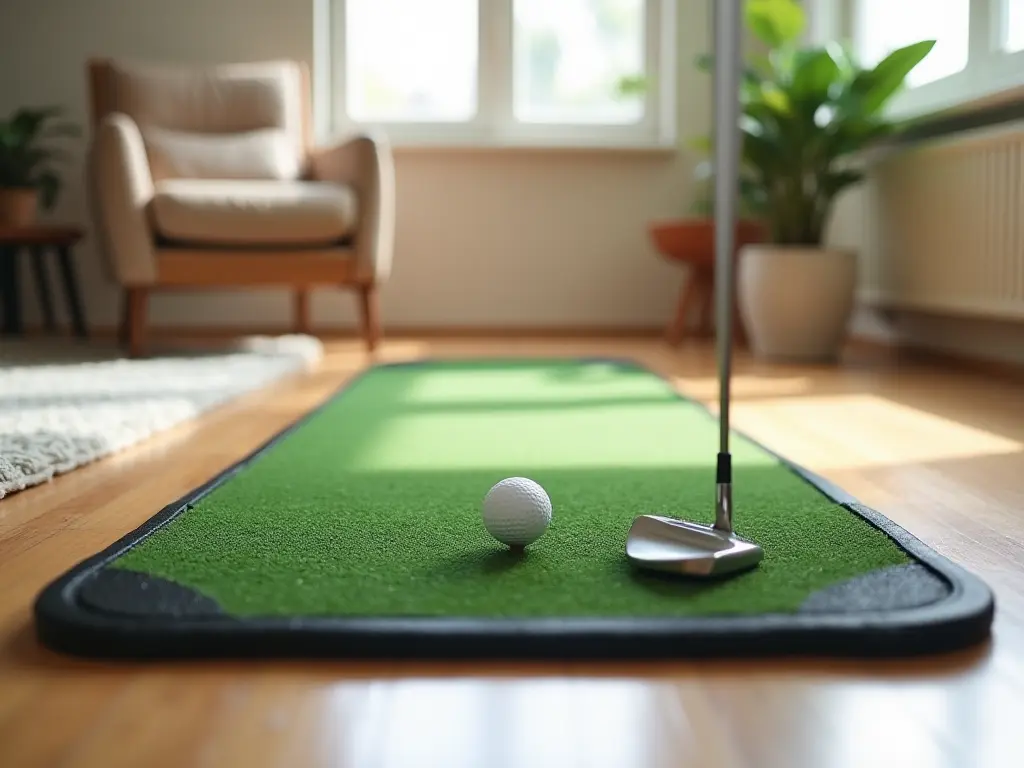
top-left (738, 245), bottom-right (858, 362)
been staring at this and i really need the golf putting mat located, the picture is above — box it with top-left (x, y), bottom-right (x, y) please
top-left (34, 358), bottom-right (994, 660)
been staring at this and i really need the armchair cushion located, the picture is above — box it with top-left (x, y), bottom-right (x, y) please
top-left (151, 179), bottom-right (358, 247)
top-left (144, 127), bottom-right (302, 181)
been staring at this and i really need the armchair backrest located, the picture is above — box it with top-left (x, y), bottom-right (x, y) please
top-left (87, 58), bottom-right (312, 181)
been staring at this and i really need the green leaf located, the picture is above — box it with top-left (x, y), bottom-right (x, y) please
top-left (745, 0), bottom-right (806, 48)
top-left (749, 53), bottom-right (774, 79)
top-left (819, 169), bottom-right (864, 198)
top-left (769, 45), bottom-right (798, 78)
top-left (741, 127), bottom-right (783, 175)
top-left (759, 84), bottom-right (791, 115)
top-left (790, 49), bottom-right (841, 104)
top-left (850, 40), bottom-right (936, 115)
top-left (739, 175), bottom-right (770, 216)
top-left (696, 52), bottom-right (766, 93)
top-left (826, 40), bottom-right (858, 83)
top-left (42, 122), bottom-right (81, 139)
top-left (35, 169), bottom-right (60, 210)
top-left (687, 135), bottom-right (713, 154)
top-left (742, 101), bottom-right (783, 132)
top-left (826, 117), bottom-right (896, 156)
top-left (9, 107), bottom-right (62, 142)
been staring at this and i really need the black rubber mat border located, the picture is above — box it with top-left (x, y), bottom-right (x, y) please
top-left (32, 357), bottom-right (996, 660)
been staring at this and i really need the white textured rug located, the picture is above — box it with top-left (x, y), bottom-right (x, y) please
top-left (0, 335), bottom-right (323, 500)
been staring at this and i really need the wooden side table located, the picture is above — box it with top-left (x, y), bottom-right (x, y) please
top-left (0, 225), bottom-right (87, 338)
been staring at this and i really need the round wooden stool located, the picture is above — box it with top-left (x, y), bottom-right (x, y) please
top-left (0, 225), bottom-right (87, 338)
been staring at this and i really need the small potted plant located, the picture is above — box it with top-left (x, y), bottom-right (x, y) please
top-left (0, 106), bottom-right (79, 227)
top-left (695, 0), bottom-right (934, 361)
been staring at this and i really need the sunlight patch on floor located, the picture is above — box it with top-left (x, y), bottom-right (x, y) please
top-left (672, 375), bottom-right (816, 401)
top-left (731, 393), bottom-right (1022, 471)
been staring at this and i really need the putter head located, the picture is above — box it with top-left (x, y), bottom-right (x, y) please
top-left (626, 514), bottom-right (763, 578)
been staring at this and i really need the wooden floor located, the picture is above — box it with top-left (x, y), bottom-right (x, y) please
top-left (1, 337), bottom-right (1022, 768)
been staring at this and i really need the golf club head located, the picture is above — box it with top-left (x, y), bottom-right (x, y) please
top-left (626, 514), bottom-right (763, 578)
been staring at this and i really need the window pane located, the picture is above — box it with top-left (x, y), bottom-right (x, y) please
top-left (345, 0), bottom-right (477, 122)
top-left (513, 0), bottom-right (645, 124)
top-left (854, 0), bottom-right (969, 87)
top-left (1005, 0), bottom-right (1024, 51)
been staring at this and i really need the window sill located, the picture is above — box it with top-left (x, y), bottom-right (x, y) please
top-left (883, 81), bottom-right (1024, 147)
top-left (889, 77), bottom-right (1024, 123)
top-left (878, 47), bottom-right (1024, 145)
top-left (383, 138), bottom-right (680, 155)
top-left (321, 123), bottom-right (680, 156)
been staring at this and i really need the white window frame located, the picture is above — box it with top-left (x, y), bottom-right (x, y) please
top-left (319, 0), bottom-right (678, 150)
top-left (814, 0), bottom-right (1024, 119)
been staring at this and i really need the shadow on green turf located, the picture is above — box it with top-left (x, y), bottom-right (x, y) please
top-left (437, 547), bottom-right (530, 576)
top-left (427, 542), bottom-right (747, 596)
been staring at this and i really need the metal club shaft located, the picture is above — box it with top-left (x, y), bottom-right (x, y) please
top-left (712, 0), bottom-right (742, 533)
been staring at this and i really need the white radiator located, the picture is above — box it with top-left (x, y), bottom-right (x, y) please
top-left (859, 121), bottom-right (1024, 321)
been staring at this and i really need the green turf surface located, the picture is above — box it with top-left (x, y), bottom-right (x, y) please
top-left (112, 359), bottom-right (910, 618)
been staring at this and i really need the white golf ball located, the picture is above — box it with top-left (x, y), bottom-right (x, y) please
top-left (482, 477), bottom-right (552, 548)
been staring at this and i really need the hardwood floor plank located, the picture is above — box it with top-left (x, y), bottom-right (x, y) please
top-left (0, 337), bottom-right (1021, 767)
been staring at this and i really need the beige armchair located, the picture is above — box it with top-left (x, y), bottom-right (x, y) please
top-left (86, 58), bottom-right (394, 356)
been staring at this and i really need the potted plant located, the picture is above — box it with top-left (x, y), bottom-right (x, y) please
top-left (694, 0), bottom-right (934, 361)
top-left (0, 107), bottom-right (79, 227)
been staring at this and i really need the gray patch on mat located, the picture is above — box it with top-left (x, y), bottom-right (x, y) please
top-left (78, 568), bottom-right (223, 618)
top-left (800, 564), bottom-right (951, 613)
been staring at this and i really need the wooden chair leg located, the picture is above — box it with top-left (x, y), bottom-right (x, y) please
top-left (118, 290), bottom-right (130, 345)
top-left (356, 284), bottom-right (380, 352)
top-left (124, 287), bottom-right (148, 358)
top-left (293, 289), bottom-right (311, 335)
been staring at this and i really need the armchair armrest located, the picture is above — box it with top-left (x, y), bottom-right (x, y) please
top-left (87, 113), bottom-right (157, 285)
top-left (310, 133), bottom-right (395, 283)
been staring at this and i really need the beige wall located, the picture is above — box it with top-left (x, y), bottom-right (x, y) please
top-left (0, 0), bottom-right (721, 333)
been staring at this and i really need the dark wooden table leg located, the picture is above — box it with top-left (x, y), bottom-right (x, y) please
top-left (56, 244), bottom-right (87, 338)
top-left (696, 270), bottom-right (715, 338)
top-left (0, 245), bottom-right (23, 336)
top-left (667, 268), bottom-right (702, 345)
top-left (29, 246), bottom-right (57, 332)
